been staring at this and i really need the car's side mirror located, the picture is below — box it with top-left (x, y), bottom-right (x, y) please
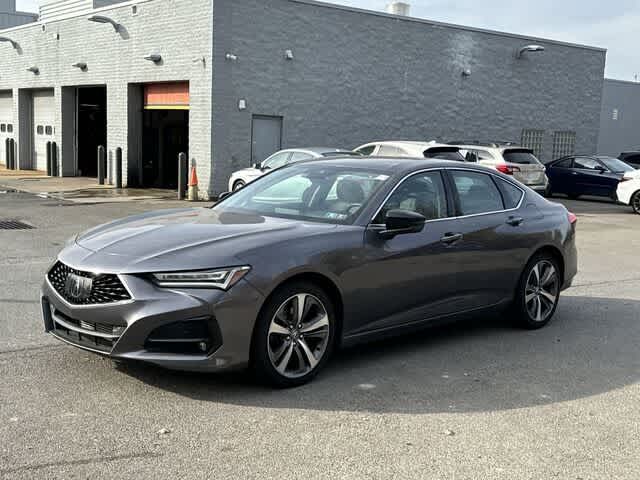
top-left (218, 191), bottom-right (232, 201)
top-left (379, 209), bottom-right (426, 239)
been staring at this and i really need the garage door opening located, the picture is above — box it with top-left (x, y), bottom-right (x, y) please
top-left (77, 87), bottom-right (107, 177)
top-left (141, 82), bottom-right (189, 189)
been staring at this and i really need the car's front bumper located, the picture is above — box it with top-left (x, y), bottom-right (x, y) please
top-left (41, 273), bottom-right (265, 372)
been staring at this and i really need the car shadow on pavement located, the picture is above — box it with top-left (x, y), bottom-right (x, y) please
top-left (116, 294), bottom-right (640, 414)
top-left (551, 196), bottom-right (633, 215)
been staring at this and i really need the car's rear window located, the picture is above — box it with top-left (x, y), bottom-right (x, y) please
top-left (424, 148), bottom-right (465, 161)
top-left (503, 150), bottom-right (542, 165)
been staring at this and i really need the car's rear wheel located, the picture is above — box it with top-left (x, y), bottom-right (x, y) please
top-left (251, 282), bottom-right (336, 388)
top-left (513, 254), bottom-right (561, 329)
top-left (631, 191), bottom-right (640, 214)
top-left (233, 180), bottom-right (246, 191)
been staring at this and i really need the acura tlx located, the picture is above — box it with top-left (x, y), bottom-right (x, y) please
top-left (42, 158), bottom-right (577, 387)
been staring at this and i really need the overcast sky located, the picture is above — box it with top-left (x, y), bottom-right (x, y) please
top-left (16, 0), bottom-right (639, 80)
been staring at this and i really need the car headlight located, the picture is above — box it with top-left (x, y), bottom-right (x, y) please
top-left (151, 266), bottom-right (251, 290)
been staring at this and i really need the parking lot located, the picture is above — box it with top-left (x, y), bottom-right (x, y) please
top-left (0, 191), bottom-right (638, 479)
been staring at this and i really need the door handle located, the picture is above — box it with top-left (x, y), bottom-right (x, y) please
top-left (506, 216), bottom-right (524, 227)
top-left (440, 233), bottom-right (463, 245)
top-left (570, 171), bottom-right (579, 175)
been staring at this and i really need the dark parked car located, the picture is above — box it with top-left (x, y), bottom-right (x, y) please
top-left (618, 151), bottom-right (640, 169)
top-left (545, 155), bottom-right (635, 199)
top-left (42, 158), bottom-right (578, 387)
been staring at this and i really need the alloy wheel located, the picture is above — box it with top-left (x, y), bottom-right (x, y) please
top-left (267, 293), bottom-right (331, 379)
top-left (525, 260), bottom-right (560, 323)
top-left (632, 192), bottom-right (640, 214)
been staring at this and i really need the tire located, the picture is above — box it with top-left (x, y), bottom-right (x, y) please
top-left (543, 185), bottom-right (553, 198)
top-left (513, 253), bottom-right (562, 330)
top-left (233, 180), bottom-right (246, 191)
top-left (631, 191), bottom-right (640, 214)
top-left (251, 282), bottom-right (336, 388)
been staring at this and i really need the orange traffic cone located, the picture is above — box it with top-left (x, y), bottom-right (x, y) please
top-left (188, 164), bottom-right (199, 201)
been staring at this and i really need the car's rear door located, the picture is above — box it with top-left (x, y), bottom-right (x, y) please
top-left (348, 170), bottom-right (464, 336)
top-left (547, 157), bottom-right (574, 194)
top-left (443, 168), bottom-right (530, 310)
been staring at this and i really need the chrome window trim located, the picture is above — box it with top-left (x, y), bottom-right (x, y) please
top-left (45, 264), bottom-right (135, 309)
top-left (368, 166), bottom-right (525, 226)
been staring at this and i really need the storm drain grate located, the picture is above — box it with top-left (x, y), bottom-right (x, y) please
top-left (0, 219), bottom-right (34, 230)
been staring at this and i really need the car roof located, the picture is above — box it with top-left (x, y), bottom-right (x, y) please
top-left (284, 147), bottom-right (353, 155)
top-left (295, 156), bottom-right (490, 174)
top-left (359, 140), bottom-right (450, 148)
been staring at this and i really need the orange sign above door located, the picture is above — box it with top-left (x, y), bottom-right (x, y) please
top-left (144, 82), bottom-right (189, 110)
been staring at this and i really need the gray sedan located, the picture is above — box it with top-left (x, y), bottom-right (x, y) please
top-left (42, 158), bottom-right (578, 387)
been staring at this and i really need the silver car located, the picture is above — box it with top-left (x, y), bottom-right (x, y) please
top-left (447, 142), bottom-right (550, 195)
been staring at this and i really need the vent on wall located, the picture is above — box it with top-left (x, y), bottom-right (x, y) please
top-left (552, 131), bottom-right (576, 159)
top-left (612, 108), bottom-right (619, 121)
top-left (521, 129), bottom-right (545, 159)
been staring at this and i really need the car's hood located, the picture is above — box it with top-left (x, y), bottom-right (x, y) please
top-left (60, 208), bottom-right (335, 274)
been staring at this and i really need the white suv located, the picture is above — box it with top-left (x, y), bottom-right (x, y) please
top-left (446, 142), bottom-right (550, 195)
top-left (354, 141), bottom-right (465, 161)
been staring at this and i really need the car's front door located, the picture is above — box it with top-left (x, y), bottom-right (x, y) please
top-left (445, 169), bottom-right (530, 310)
top-left (346, 170), bottom-right (464, 336)
top-left (572, 157), bottom-right (618, 197)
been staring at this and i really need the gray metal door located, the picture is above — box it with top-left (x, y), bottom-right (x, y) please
top-left (32, 89), bottom-right (55, 172)
top-left (251, 115), bottom-right (282, 164)
top-left (0, 91), bottom-right (12, 167)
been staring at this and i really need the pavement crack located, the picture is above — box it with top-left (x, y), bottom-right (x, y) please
top-left (0, 452), bottom-right (162, 475)
top-left (0, 344), bottom-right (67, 356)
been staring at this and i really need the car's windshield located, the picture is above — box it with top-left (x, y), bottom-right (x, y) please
top-left (215, 164), bottom-right (391, 224)
top-left (599, 157), bottom-right (635, 173)
top-left (503, 150), bottom-right (542, 165)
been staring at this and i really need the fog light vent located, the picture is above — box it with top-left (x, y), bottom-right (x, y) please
top-left (144, 318), bottom-right (220, 355)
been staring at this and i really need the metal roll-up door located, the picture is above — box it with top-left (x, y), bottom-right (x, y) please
top-left (32, 89), bottom-right (55, 172)
top-left (0, 91), bottom-right (12, 167)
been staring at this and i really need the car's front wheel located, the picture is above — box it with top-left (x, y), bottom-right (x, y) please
top-left (631, 191), bottom-right (640, 214)
top-left (251, 282), bottom-right (336, 388)
top-left (514, 254), bottom-right (561, 329)
top-left (233, 180), bottom-right (246, 191)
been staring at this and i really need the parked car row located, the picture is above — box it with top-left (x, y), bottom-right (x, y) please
top-left (230, 140), bottom-right (551, 195)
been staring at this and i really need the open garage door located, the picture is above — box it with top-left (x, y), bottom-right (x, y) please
top-left (32, 89), bottom-right (55, 172)
top-left (0, 91), bottom-right (12, 167)
top-left (141, 82), bottom-right (189, 189)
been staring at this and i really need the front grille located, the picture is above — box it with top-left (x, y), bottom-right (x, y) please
top-left (48, 261), bottom-right (131, 305)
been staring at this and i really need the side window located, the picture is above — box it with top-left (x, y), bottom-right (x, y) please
top-left (45, 126), bottom-right (53, 135)
top-left (356, 145), bottom-right (376, 156)
top-left (0, 124), bottom-right (5, 133)
top-left (263, 152), bottom-right (291, 169)
top-left (37, 125), bottom-right (44, 135)
top-left (374, 171), bottom-right (448, 223)
top-left (554, 157), bottom-right (573, 168)
top-left (288, 151), bottom-right (313, 163)
top-left (7, 124), bottom-right (12, 133)
top-left (377, 145), bottom-right (407, 157)
top-left (474, 149), bottom-right (495, 161)
top-left (573, 157), bottom-right (600, 170)
top-left (494, 177), bottom-right (524, 209)
top-left (450, 171), bottom-right (504, 215)
top-left (460, 150), bottom-right (478, 162)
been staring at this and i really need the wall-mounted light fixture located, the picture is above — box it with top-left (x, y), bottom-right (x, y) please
top-left (27, 66), bottom-right (40, 74)
top-left (516, 44), bottom-right (545, 59)
top-left (462, 68), bottom-right (472, 77)
top-left (144, 53), bottom-right (162, 63)
top-left (225, 53), bottom-right (238, 61)
top-left (284, 49), bottom-right (294, 60)
top-left (72, 62), bottom-right (88, 71)
top-left (87, 15), bottom-right (122, 33)
top-left (238, 99), bottom-right (247, 110)
top-left (0, 36), bottom-right (19, 49)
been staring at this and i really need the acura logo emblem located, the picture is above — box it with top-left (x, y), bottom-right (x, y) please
top-left (64, 273), bottom-right (93, 300)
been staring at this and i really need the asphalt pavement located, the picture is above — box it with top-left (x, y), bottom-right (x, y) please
top-left (0, 191), bottom-right (638, 479)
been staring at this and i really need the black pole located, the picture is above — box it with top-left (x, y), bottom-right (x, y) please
top-left (46, 141), bottom-right (52, 176)
top-left (4, 139), bottom-right (8, 170)
top-left (97, 145), bottom-right (106, 185)
top-left (115, 147), bottom-right (123, 189)
top-left (9, 138), bottom-right (16, 170)
top-left (178, 152), bottom-right (187, 200)
top-left (51, 142), bottom-right (58, 177)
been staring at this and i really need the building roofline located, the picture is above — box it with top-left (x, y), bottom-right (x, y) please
top-left (290, 0), bottom-right (607, 53)
top-left (0, 0), bottom-right (154, 33)
top-left (604, 78), bottom-right (640, 86)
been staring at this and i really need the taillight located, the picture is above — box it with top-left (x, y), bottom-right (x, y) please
top-left (568, 212), bottom-right (577, 225)
top-left (496, 164), bottom-right (521, 175)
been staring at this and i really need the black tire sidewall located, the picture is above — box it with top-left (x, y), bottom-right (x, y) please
top-left (251, 282), bottom-right (336, 388)
top-left (514, 254), bottom-right (561, 329)
top-left (233, 180), bottom-right (245, 191)
top-left (632, 191), bottom-right (640, 214)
